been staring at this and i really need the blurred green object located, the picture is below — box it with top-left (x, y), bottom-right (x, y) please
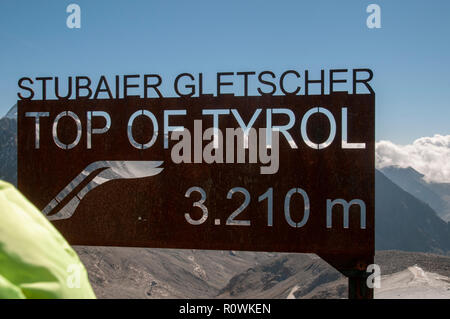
top-left (0, 180), bottom-right (96, 299)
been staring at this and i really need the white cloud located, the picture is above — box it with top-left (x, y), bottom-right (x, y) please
top-left (376, 134), bottom-right (450, 183)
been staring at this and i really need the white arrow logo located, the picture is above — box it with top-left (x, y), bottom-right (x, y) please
top-left (43, 161), bottom-right (164, 221)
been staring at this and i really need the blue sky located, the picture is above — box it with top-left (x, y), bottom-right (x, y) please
top-left (0, 0), bottom-right (449, 144)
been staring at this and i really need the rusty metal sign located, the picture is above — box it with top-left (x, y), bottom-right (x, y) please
top-left (18, 92), bottom-right (374, 297)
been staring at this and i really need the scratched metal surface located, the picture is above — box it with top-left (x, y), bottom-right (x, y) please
top-left (18, 93), bottom-right (374, 263)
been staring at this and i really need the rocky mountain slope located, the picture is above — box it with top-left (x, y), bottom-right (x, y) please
top-left (74, 246), bottom-right (275, 299)
top-left (0, 116), bottom-right (17, 185)
top-left (74, 247), bottom-right (450, 299)
top-left (217, 250), bottom-right (450, 299)
top-left (375, 171), bottom-right (450, 254)
top-left (381, 166), bottom-right (450, 222)
top-left (375, 170), bottom-right (450, 254)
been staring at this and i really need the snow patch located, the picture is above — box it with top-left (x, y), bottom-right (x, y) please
top-left (375, 266), bottom-right (450, 299)
top-left (287, 285), bottom-right (299, 299)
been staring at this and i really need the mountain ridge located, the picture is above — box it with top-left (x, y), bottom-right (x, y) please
top-left (381, 165), bottom-right (450, 222)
